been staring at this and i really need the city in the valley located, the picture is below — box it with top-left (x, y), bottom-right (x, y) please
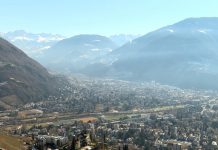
top-left (1, 77), bottom-right (218, 150)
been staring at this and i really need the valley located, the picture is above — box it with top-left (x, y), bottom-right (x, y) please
top-left (2, 15), bottom-right (218, 149)
top-left (1, 75), bottom-right (218, 149)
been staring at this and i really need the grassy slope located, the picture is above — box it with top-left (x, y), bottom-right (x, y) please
top-left (0, 134), bottom-right (24, 150)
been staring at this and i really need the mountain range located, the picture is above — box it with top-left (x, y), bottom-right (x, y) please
top-left (81, 17), bottom-right (218, 90)
top-left (39, 34), bottom-right (118, 73)
top-left (0, 30), bottom-right (65, 58)
top-left (0, 31), bottom-right (139, 59)
top-left (3, 17), bottom-right (218, 90)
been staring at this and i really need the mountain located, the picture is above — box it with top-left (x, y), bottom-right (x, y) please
top-left (40, 34), bottom-right (118, 73)
top-left (0, 30), bottom-right (64, 58)
top-left (109, 34), bottom-right (141, 46)
top-left (0, 38), bottom-right (60, 110)
top-left (87, 17), bottom-right (218, 90)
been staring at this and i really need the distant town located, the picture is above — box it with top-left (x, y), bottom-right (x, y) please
top-left (1, 77), bottom-right (218, 150)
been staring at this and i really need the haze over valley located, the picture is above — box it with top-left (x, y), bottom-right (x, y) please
top-left (2, 1), bottom-right (218, 149)
top-left (4, 18), bottom-right (218, 90)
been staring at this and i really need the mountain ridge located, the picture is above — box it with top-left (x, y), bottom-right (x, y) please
top-left (40, 34), bottom-right (118, 73)
top-left (83, 17), bottom-right (218, 90)
top-left (0, 37), bottom-right (60, 110)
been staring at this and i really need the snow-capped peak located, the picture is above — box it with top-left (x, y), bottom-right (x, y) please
top-left (11, 36), bottom-right (34, 42)
top-left (0, 30), bottom-right (65, 57)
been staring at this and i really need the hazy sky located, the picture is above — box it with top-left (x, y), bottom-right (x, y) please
top-left (1, 0), bottom-right (218, 36)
